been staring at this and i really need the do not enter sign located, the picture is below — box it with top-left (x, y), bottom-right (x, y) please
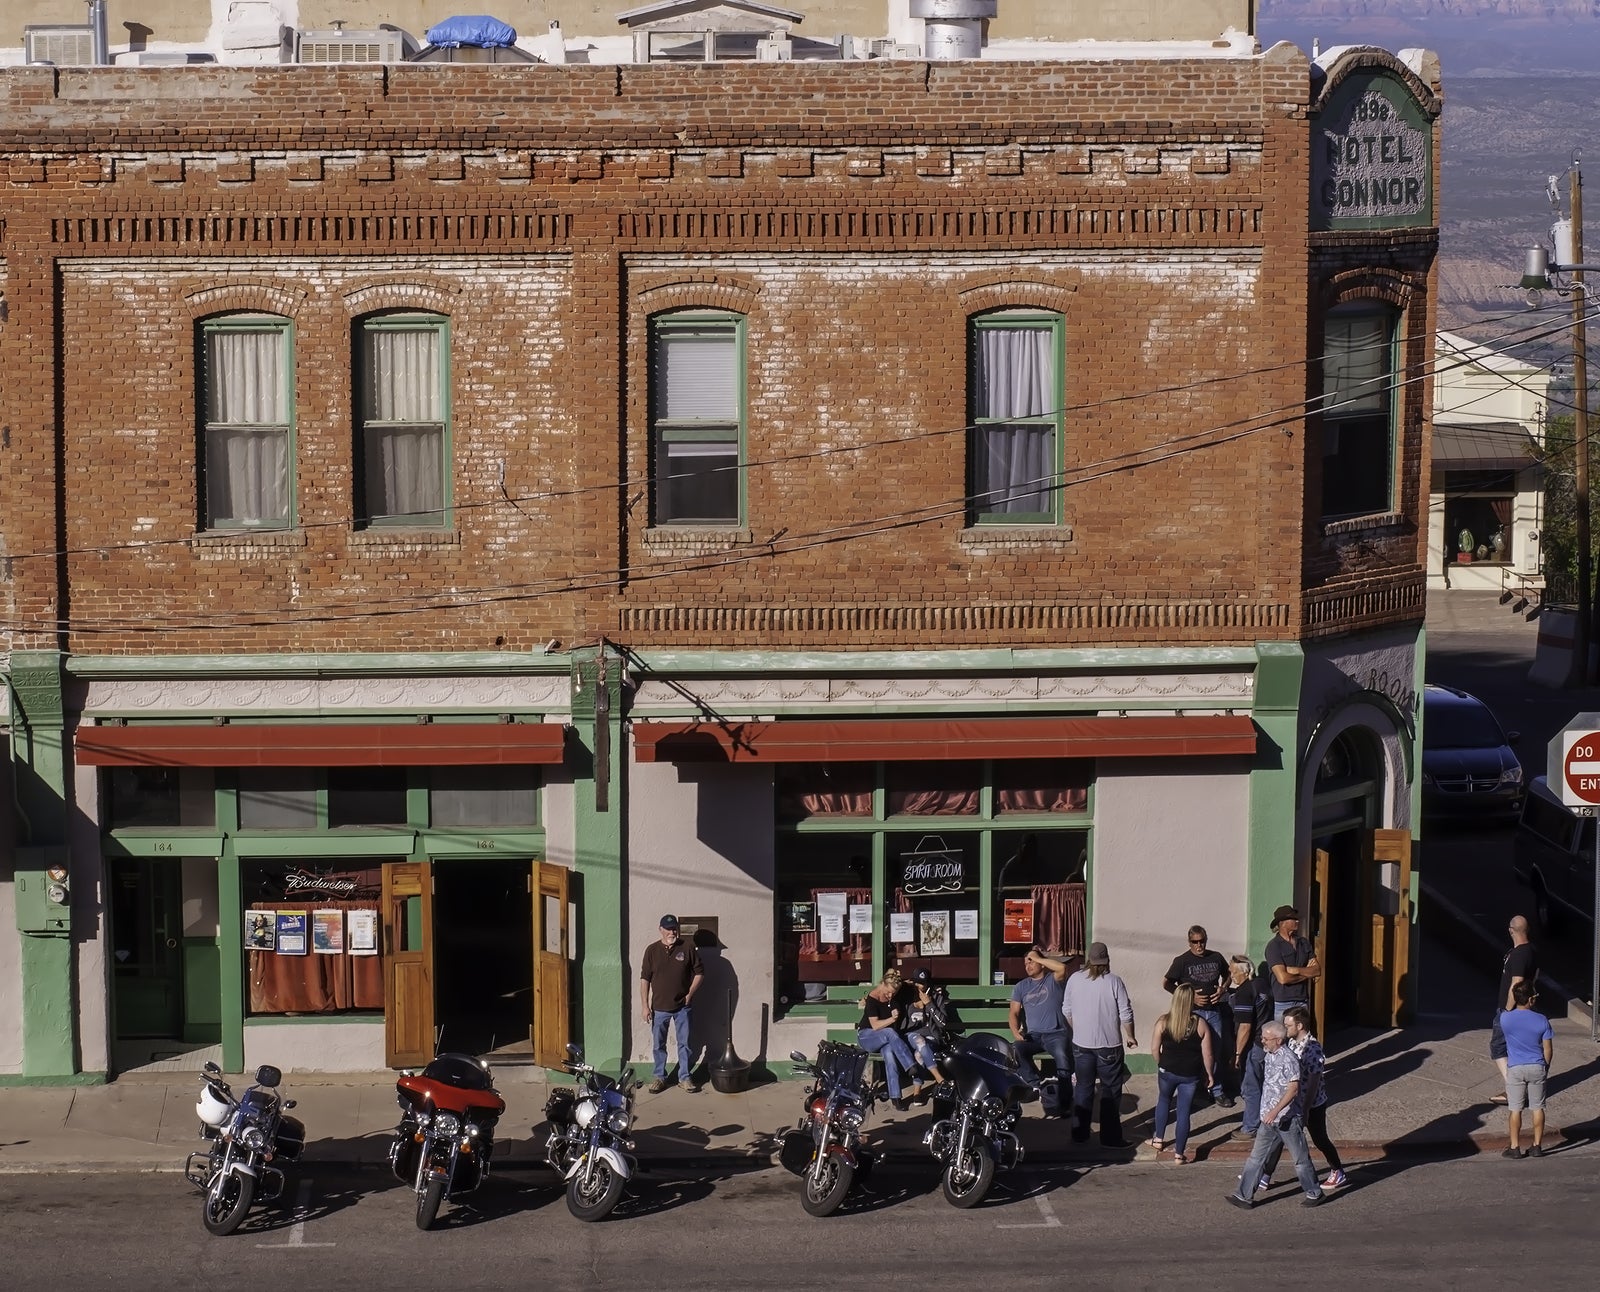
top-left (1564, 730), bottom-right (1600, 805)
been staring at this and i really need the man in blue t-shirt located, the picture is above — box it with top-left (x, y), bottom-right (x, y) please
top-left (1009, 946), bottom-right (1073, 1118)
top-left (1499, 980), bottom-right (1555, 1159)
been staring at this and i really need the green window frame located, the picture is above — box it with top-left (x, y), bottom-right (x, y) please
top-left (1320, 304), bottom-right (1399, 520)
top-left (968, 309), bottom-right (1065, 525)
top-left (199, 314), bottom-right (295, 531)
top-left (357, 313), bottom-right (452, 528)
top-left (649, 311), bottom-right (746, 526)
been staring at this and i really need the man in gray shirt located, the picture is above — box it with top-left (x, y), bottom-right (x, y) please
top-left (1061, 941), bottom-right (1137, 1146)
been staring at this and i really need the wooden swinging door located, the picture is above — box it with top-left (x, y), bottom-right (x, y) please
top-left (383, 860), bottom-right (434, 1068)
top-left (532, 861), bottom-right (571, 1067)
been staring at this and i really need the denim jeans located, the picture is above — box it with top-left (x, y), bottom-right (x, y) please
top-left (651, 1006), bottom-right (693, 1082)
top-left (1234, 1113), bottom-right (1322, 1200)
top-left (1015, 1028), bottom-right (1073, 1115)
top-left (857, 1027), bottom-right (917, 1099)
top-left (1240, 1043), bottom-right (1265, 1134)
top-left (1195, 1007), bottom-right (1228, 1096)
top-left (1071, 1042), bottom-right (1127, 1137)
top-left (1152, 1069), bottom-right (1200, 1154)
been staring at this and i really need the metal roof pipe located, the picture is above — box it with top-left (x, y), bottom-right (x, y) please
top-left (87, 0), bottom-right (109, 64)
top-left (910, 0), bottom-right (995, 59)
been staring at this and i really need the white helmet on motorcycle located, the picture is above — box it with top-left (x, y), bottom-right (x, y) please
top-left (573, 1097), bottom-right (598, 1130)
top-left (196, 1085), bottom-right (232, 1127)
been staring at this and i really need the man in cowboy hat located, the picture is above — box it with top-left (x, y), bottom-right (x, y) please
top-left (1264, 904), bottom-right (1320, 1025)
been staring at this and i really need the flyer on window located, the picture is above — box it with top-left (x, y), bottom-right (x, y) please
top-left (347, 909), bottom-right (379, 955)
top-left (275, 912), bottom-right (308, 955)
top-left (245, 910), bottom-right (276, 951)
top-left (785, 902), bottom-right (816, 933)
top-left (889, 911), bottom-right (915, 943)
top-left (1003, 898), bottom-right (1036, 944)
top-left (953, 909), bottom-right (978, 941)
top-left (919, 910), bottom-right (951, 957)
top-left (848, 903), bottom-right (873, 935)
top-left (312, 909), bottom-right (345, 954)
top-left (818, 912), bottom-right (846, 944)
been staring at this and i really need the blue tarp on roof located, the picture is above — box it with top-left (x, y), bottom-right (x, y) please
top-left (424, 15), bottom-right (518, 47)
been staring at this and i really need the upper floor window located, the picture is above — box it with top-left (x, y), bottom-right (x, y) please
top-left (650, 312), bottom-right (745, 526)
top-left (969, 310), bottom-right (1064, 524)
top-left (200, 314), bottom-right (293, 530)
top-left (1321, 305), bottom-right (1398, 519)
top-left (358, 313), bottom-right (450, 527)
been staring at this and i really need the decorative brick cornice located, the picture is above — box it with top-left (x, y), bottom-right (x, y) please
top-left (182, 282), bottom-right (308, 319)
top-left (1318, 265), bottom-right (1421, 311)
top-left (959, 279), bottom-right (1079, 315)
top-left (632, 275), bottom-right (760, 317)
top-left (342, 280), bottom-right (464, 316)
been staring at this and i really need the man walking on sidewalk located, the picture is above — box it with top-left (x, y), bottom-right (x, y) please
top-left (1062, 941), bottom-right (1137, 1146)
top-left (1224, 1020), bottom-right (1324, 1210)
top-left (640, 914), bottom-right (704, 1094)
top-left (1489, 915), bottom-right (1538, 1106)
top-left (1500, 980), bottom-right (1554, 1158)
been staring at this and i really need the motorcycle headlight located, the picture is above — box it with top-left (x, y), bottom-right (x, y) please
top-left (241, 1125), bottom-right (268, 1151)
top-left (606, 1109), bottom-right (632, 1134)
top-left (435, 1112), bottom-right (461, 1137)
top-left (466, 1123), bottom-right (481, 1140)
top-left (984, 1096), bottom-right (1005, 1118)
top-left (839, 1106), bottom-right (864, 1129)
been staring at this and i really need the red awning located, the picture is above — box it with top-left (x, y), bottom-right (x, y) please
top-left (75, 722), bottom-right (568, 768)
top-left (631, 715), bottom-right (1256, 764)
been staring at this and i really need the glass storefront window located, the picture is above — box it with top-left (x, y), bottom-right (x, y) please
top-left (238, 768), bottom-right (318, 828)
top-left (991, 829), bottom-right (1088, 982)
top-left (775, 832), bottom-right (873, 1009)
top-left (106, 766), bottom-right (216, 829)
top-left (430, 765), bottom-right (538, 826)
top-left (328, 766), bottom-right (408, 826)
top-left (886, 760), bottom-right (982, 815)
top-left (776, 763), bottom-right (874, 821)
top-left (885, 831), bottom-right (979, 982)
top-left (243, 859), bottom-right (385, 1016)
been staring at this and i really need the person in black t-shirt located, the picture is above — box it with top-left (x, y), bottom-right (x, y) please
top-left (1489, 914), bottom-right (1539, 1104)
top-left (1161, 926), bottom-right (1234, 1107)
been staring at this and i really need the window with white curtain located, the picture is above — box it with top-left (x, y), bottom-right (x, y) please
top-left (201, 315), bottom-right (293, 530)
top-left (650, 313), bottom-right (744, 525)
top-left (969, 311), bottom-right (1063, 524)
top-left (359, 314), bottom-right (450, 527)
top-left (1321, 305), bottom-right (1398, 519)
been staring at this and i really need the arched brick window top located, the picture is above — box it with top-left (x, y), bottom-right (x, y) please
top-left (342, 281), bottom-right (461, 317)
top-left (635, 278), bottom-right (759, 318)
top-left (1319, 267), bottom-right (1419, 314)
top-left (183, 283), bottom-right (306, 320)
top-left (958, 279), bottom-right (1078, 317)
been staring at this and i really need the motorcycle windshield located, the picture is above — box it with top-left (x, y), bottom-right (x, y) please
top-left (421, 1053), bottom-right (497, 1091)
top-left (238, 1088), bottom-right (277, 1120)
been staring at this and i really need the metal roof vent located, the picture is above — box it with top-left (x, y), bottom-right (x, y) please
top-left (23, 25), bottom-right (97, 66)
top-left (295, 23), bottom-right (409, 63)
top-left (909, 0), bottom-right (995, 59)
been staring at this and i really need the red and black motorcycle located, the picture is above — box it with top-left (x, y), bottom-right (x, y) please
top-left (779, 1040), bottom-right (878, 1217)
top-left (388, 1052), bottom-right (506, 1230)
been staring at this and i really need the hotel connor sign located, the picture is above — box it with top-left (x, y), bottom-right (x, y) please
top-left (1312, 69), bottom-right (1433, 232)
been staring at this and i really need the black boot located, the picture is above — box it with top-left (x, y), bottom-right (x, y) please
top-left (1071, 1108), bottom-right (1091, 1142)
top-left (1098, 1097), bottom-right (1126, 1148)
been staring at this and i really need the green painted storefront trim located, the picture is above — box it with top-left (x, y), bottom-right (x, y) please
top-left (107, 832), bottom-right (226, 858)
top-left (571, 648), bottom-right (625, 1071)
top-left (232, 832), bottom-right (416, 857)
top-left (420, 830), bottom-right (544, 855)
top-left (631, 646), bottom-right (1260, 674)
top-left (1247, 643), bottom-right (1305, 959)
top-left (67, 651), bottom-right (571, 679)
top-left (0, 1071), bottom-right (109, 1087)
top-left (219, 849), bottom-right (245, 1072)
top-left (244, 1013), bottom-right (383, 1025)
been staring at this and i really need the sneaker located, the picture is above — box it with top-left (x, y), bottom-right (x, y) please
top-left (647, 1078), bottom-right (667, 1094)
top-left (1502, 1146), bottom-right (1525, 1160)
top-left (1529, 1144), bottom-right (1544, 1158)
top-left (1215, 1095), bottom-right (1237, 1109)
top-left (1230, 1128), bottom-right (1257, 1142)
top-left (891, 1097), bottom-right (911, 1112)
top-left (1322, 1170), bottom-right (1347, 1189)
top-left (1301, 1193), bottom-right (1325, 1208)
top-left (685, 1079), bottom-right (702, 1094)
top-left (1224, 1193), bottom-right (1253, 1212)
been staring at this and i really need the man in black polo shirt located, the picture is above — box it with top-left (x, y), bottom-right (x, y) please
top-left (1163, 925), bottom-right (1235, 1107)
top-left (639, 914), bottom-right (704, 1093)
top-left (1488, 914), bottom-right (1538, 1105)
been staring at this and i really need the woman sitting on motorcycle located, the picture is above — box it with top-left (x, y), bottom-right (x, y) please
top-left (858, 973), bottom-right (930, 1111)
top-left (890, 968), bottom-right (948, 1090)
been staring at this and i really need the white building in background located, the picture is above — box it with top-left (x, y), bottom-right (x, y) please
top-left (1428, 331), bottom-right (1550, 595)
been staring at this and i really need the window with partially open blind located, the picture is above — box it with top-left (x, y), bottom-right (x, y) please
top-left (650, 313), bottom-right (744, 525)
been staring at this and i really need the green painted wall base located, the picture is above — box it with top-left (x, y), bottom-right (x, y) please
top-left (19, 933), bottom-right (77, 1079)
top-left (0, 1071), bottom-right (108, 1087)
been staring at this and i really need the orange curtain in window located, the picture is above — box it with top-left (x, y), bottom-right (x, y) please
top-left (248, 899), bottom-right (385, 1013)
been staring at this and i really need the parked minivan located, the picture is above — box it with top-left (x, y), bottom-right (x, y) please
top-left (1513, 775), bottom-right (1595, 931)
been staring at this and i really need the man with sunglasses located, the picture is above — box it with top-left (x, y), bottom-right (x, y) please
top-left (1163, 925), bottom-right (1235, 1107)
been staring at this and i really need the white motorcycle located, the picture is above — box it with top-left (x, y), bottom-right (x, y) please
top-left (540, 1043), bottom-right (639, 1220)
top-left (184, 1061), bottom-right (305, 1235)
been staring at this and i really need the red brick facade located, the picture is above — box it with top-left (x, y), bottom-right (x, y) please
top-left (0, 49), bottom-right (1440, 657)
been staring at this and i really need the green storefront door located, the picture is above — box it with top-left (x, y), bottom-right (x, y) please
top-left (111, 857), bottom-right (185, 1038)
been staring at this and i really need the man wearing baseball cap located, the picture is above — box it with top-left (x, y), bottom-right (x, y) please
top-left (1264, 905), bottom-right (1320, 1025)
top-left (639, 914), bottom-right (704, 1093)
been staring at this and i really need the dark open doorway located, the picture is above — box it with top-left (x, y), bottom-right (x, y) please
top-left (432, 857), bottom-right (533, 1057)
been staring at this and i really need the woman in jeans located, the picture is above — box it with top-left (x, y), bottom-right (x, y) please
top-left (858, 973), bottom-right (932, 1111)
top-left (1147, 984), bottom-right (1216, 1163)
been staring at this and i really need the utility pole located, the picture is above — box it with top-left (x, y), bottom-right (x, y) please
top-left (1573, 167), bottom-right (1596, 686)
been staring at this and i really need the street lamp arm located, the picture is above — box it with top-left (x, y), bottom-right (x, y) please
top-left (1522, 246), bottom-right (1600, 289)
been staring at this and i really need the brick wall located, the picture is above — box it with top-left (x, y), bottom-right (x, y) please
top-left (0, 50), bottom-right (1438, 655)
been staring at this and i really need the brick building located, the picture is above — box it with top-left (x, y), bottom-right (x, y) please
top-left (0, 22), bottom-right (1441, 1079)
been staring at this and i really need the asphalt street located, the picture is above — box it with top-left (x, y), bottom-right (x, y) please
top-left (4, 1155), bottom-right (1596, 1290)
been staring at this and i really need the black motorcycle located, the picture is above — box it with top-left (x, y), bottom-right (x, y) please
top-left (389, 1052), bottom-right (506, 1231)
top-left (541, 1043), bottom-right (640, 1221)
top-left (184, 1061), bottom-right (305, 1236)
top-left (780, 1041), bottom-right (877, 1217)
top-left (922, 1031), bottom-right (1037, 1207)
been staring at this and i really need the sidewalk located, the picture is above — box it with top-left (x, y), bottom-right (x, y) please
top-left (4, 1003), bottom-right (1598, 1175)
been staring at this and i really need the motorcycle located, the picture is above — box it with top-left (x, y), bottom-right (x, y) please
top-left (388, 1052), bottom-right (506, 1231)
top-left (541, 1043), bottom-right (639, 1221)
top-left (779, 1040), bottom-right (877, 1217)
top-left (922, 1031), bottom-right (1037, 1207)
top-left (184, 1060), bottom-right (305, 1236)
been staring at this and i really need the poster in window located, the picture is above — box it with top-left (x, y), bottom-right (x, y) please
top-left (245, 910), bottom-right (276, 951)
top-left (275, 912), bottom-right (308, 955)
top-left (347, 909), bottom-right (379, 956)
top-left (919, 910), bottom-right (951, 957)
top-left (785, 902), bottom-right (815, 933)
top-left (848, 903), bottom-right (873, 935)
top-left (953, 909), bottom-right (978, 941)
top-left (1003, 899), bottom-right (1036, 944)
top-left (312, 909), bottom-right (345, 954)
top-left (889, 911), bottom-right (915, 943)
top-left (818, 912), bottom-right (846, 944)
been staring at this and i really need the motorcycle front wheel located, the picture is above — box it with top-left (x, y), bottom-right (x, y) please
top-left (416, 1176), bottom-right (446, 1231)
top-left (202, 1169), bottom-right (256, 1236)
top-left (800, 1154), bottom-right (854, 1217)
top-left (941, 1142), bottom-right (996, 1209)
top-left (566, 1159), bottom-right (625, 1221)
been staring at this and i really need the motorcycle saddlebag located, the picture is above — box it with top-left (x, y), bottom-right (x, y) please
top-left (543, 1086), bottom-right (577, 1127)
top-left (778, 1127), bottom-right (814, 1176)
top-left (273, 1114), bottom-right (307, 1162)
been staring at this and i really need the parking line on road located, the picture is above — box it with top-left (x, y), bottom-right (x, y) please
top-left (997, 1192), bottom-right (1059, 1229)
top-left (257, 1179), bottom-right (335, 1249)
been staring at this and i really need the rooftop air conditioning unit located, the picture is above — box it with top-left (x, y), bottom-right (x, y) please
top-left (136, 51), bottom-right (191, 66)
top-left (24, 25), bottom-right (97, 65)
top-left (295, 28), bottom-right (406, 63)
top-left (756, 33), bottom-right (792, 60)
top-left (866, 38), bottom-right (921, 58)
